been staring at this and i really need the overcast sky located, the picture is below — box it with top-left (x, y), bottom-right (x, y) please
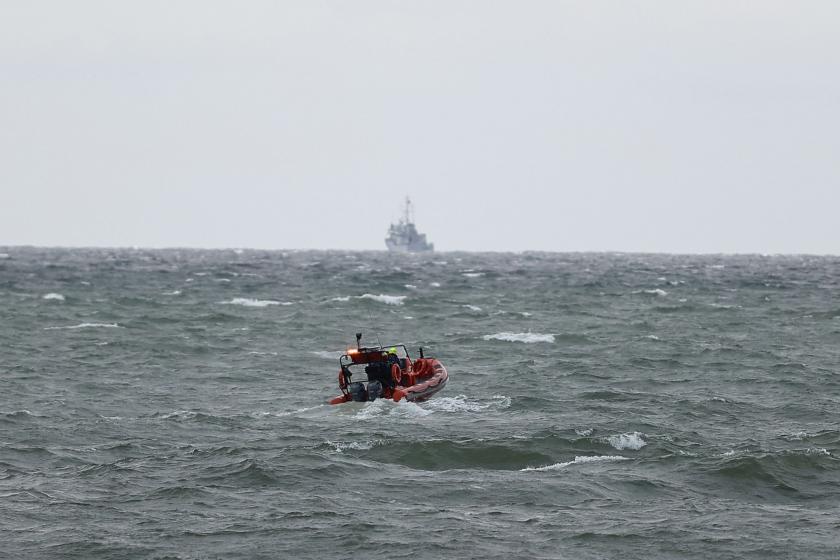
top-left (1, 1), bottom-right (838, 253)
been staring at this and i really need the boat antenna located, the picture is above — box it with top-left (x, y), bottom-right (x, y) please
top-left (363, 304), bottom-right (383, 349)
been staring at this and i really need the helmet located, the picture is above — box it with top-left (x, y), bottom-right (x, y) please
top-left (388, 347), bottom-right (398, 354)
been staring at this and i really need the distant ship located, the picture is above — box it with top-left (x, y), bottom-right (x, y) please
top-left (385, 197), bottom-right (434, 253)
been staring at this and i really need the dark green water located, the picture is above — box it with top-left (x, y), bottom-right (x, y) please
top-left (2, 248), bottom-right (839, 559)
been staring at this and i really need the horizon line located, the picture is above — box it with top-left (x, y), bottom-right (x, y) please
top-left (1, 244), bottom-right (838, 258)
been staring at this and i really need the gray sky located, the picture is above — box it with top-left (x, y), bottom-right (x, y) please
top-left (2, 1), bottom-right (838, 253)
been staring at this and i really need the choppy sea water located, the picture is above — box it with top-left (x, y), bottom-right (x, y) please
top-left (2, 248), bottom-right (839, 559)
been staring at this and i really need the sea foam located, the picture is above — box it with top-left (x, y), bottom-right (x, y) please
top-left (44, 323), bottom-right (122, 330)
top-left (326, 440), bottom-right (380, 453)
top-left (605, 432), bottom-right (647, 451)
top-left (640, 288), bottom-right (668, 296)
top-left (483, 332), bottom-right (555, 344)
top-left (219, 298), bottom-right (291, 307)
top-left (424, 394), bottom-right (509, 413)
top-left (358, 294), bottom-right (406, 306)
top-left (522, 455), bottom-right (629, 471)
top-left (354, 399), bottom-right (432, 420)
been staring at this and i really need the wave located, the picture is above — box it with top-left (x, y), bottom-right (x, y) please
top-left (353, 399), bottom-right (432, 420)
top-left (483, 332), bottom-right (555, 343)
top-left (42, 293), bottom-right (65, 301)
top-left (158, 410), bottom-right (197, 420)
top-left (605, 432), bottom-right (647, 451)
top-left (362, 438), bottom-right (555, 470)
top-left (358, 293), bottom-right (406, 306)
top-left (219, 298), bottom-right (292, 307)
top-left (197, 458), bottom-right (279, 486)
top-left (635, 288), bottom-right (668, 296)
top-left (461, 305), bottom-right (483, 312)
top-left (521, 455), bottom-right (629, 471)
top-left (326, 440), bottom-right (382, 453)
top-left (423, 394), bottom-right (511, 413)
top-left (271, 405), bottom-right (327, 417)
top-left (705, 448), bottom-right (838, 495)
top-left (44, 323), bottom-right (122, 330)
top-left (311, 350), bottom-right (344, 360)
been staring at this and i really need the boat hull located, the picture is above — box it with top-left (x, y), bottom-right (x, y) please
top-left (392, 358), bottom-right (448, 402)
top-left (329, 358), bottom-right (448, 404)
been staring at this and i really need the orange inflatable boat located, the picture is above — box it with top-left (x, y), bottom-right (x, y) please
top-left (329, 334), bottom-right (448, 404)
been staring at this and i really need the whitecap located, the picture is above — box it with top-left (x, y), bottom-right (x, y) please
top-left (248, 351), bottom-right (279, 356)
top-left (645, 335), bottom-right (660, 341)
top-left (403, 316), bottom-right (414, 320)
top-left (233, 249), bottom-right (244, 255)
top-left (327, 440), bottom-right (380, 453)
top-left (0, 253), bottom-right (9, 259)
top-left (219, 298), bottom-right (292, 307)
top-left (483, 332), bottom-right (555, 344)
top-left (354, 399), bottom-right (432, 420)
top-left (521, 455), bottom-right (628, 471)
top-left (430, 282), bottom-right (441, 288)
top-left (162, 290), bottom-right (182, 296)
top-left (44, 323), bottom-right (122, 330)
top-left (462, 272), bottom-right (484, 278)
top-left (805, 447), bottom-right (830, 456)
top-left (404, 284), bottom-right (418, 290)
top-left (641, 288), bottom-right (668, 296)
top-left (271, 405), bottom-right (326, 417)
top-left (160, 410), bottom-right (196, 420)
top-left (462, 305), bottom-right (483, 312)
top-left (42, 293), bottom-right (65, 301)
top-left (358, 293), bottom-right (406, 306)
top-left (605, 432), bottom-right (647, 451)
top-left (575, 428), bottom-right (594, 437)
top-left (424, 395), bottom-right (489, 413)
top-left (330, 296), bottom-right (351, 302)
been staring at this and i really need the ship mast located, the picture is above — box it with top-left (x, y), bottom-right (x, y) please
top-left (403, 196), bottom-right (414, 224)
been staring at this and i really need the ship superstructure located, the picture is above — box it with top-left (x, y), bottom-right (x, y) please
top-left (385, 197), bottom-right (434, 253)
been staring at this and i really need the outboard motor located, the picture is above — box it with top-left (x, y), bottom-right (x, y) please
top-left (348, 382), bottom-right (367, 402)
top-left (367, 380), bottom-right (382, 401)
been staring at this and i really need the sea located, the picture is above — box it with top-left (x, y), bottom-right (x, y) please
top-left (1, 247), bottom-right (839, 559)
